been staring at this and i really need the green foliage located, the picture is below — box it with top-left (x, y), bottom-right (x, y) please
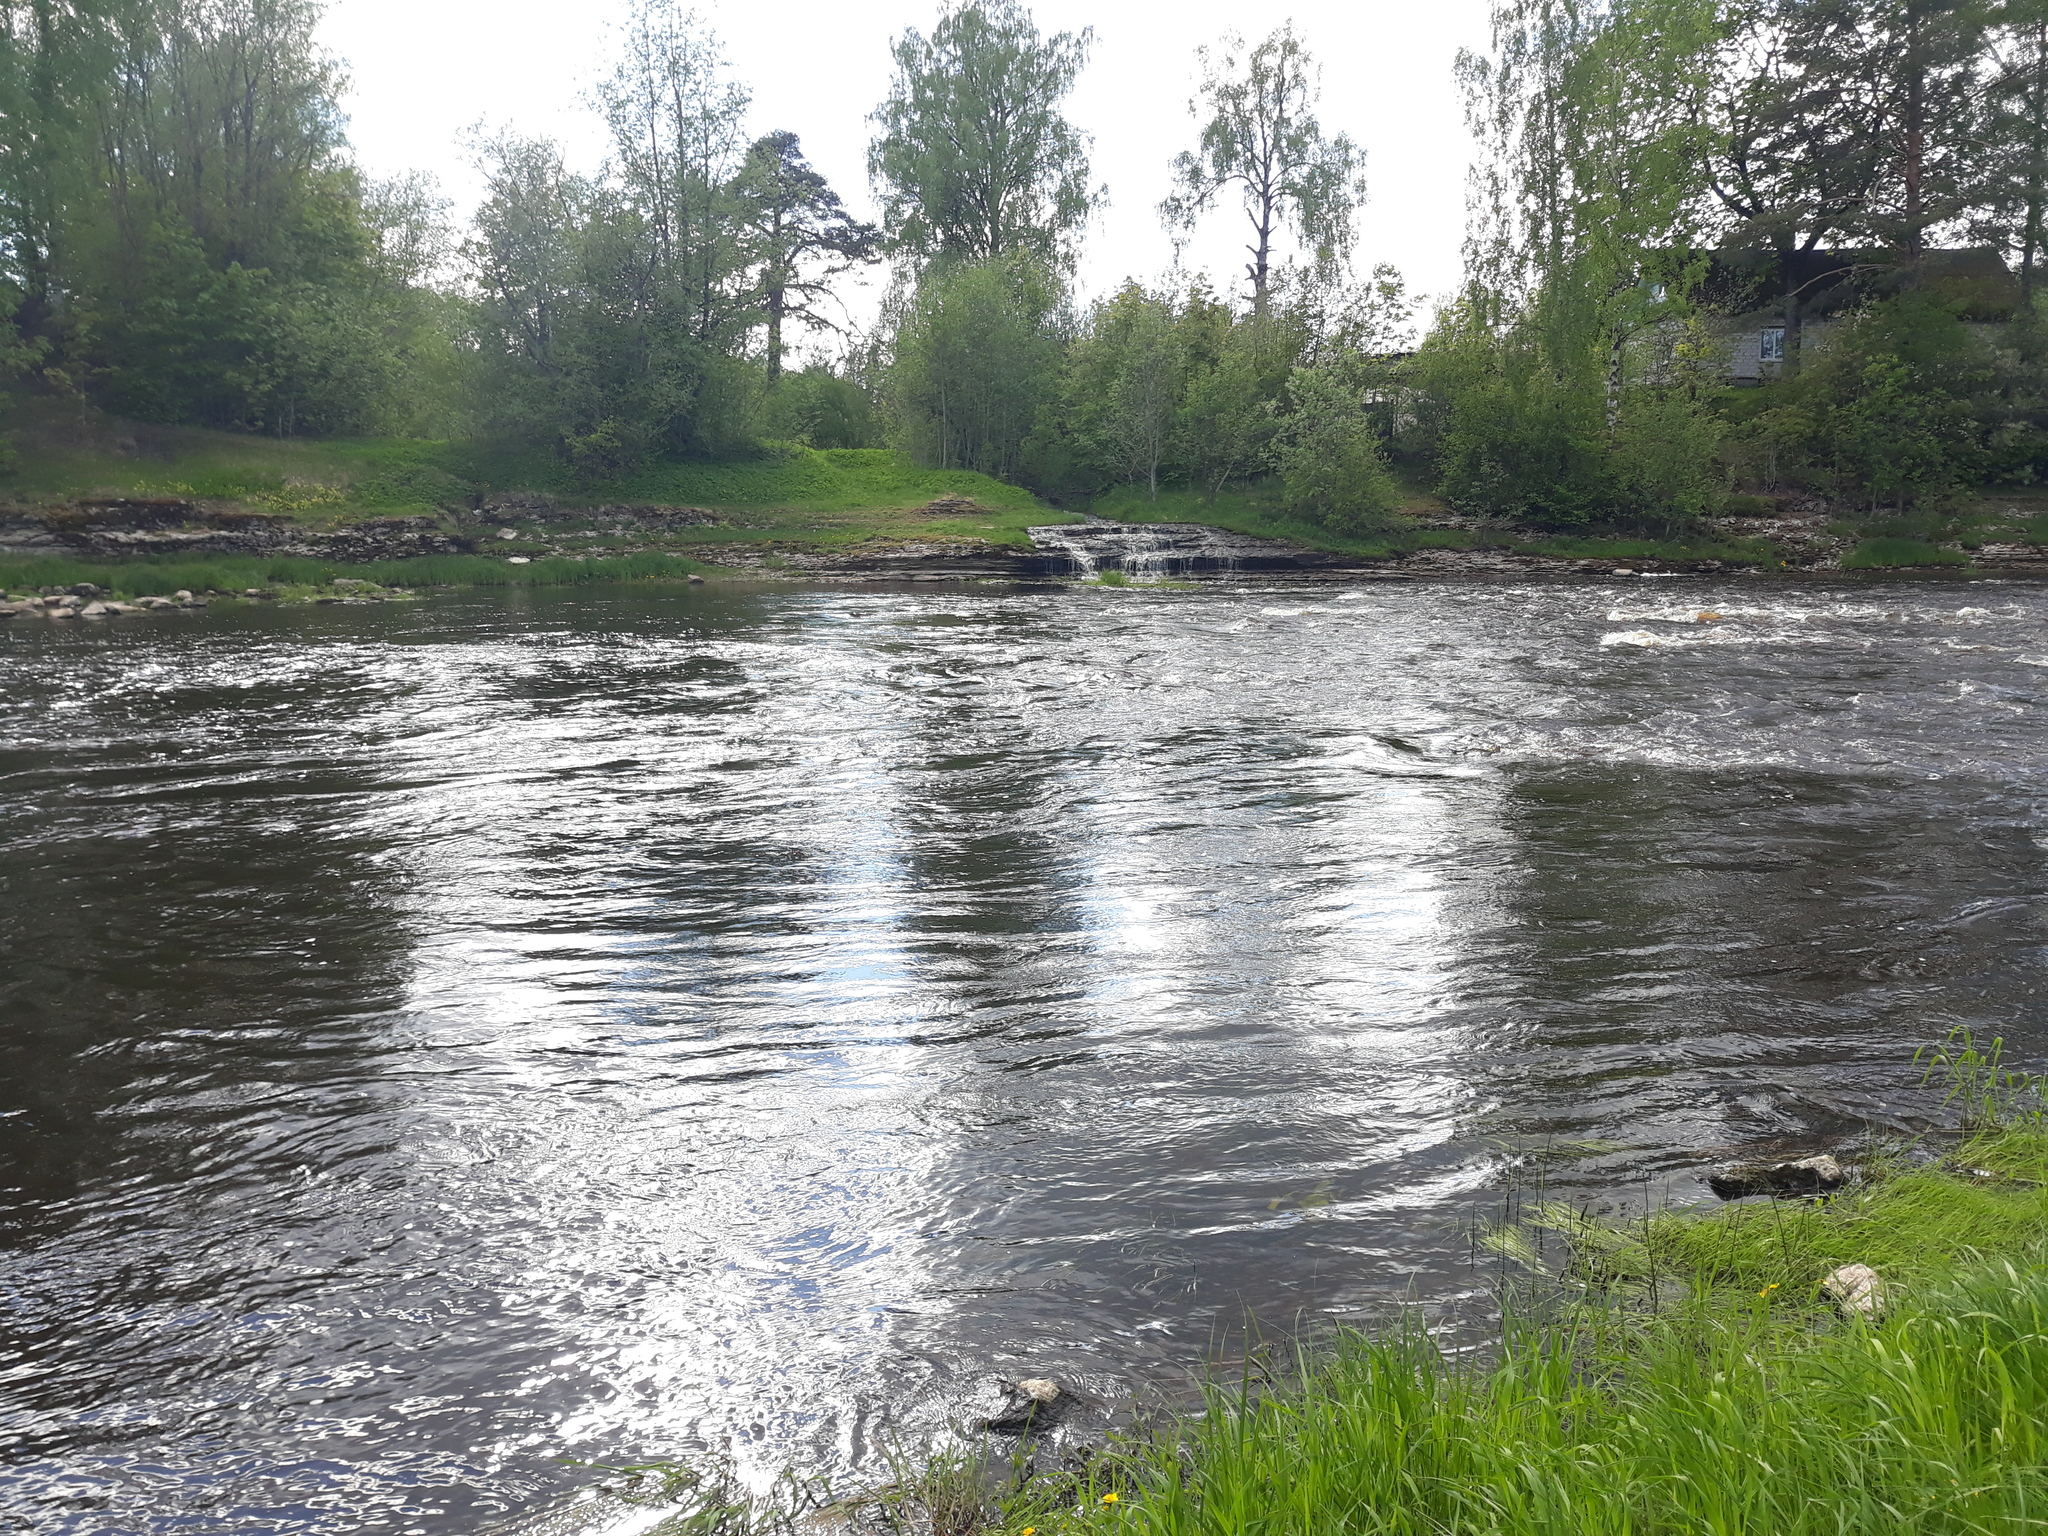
top-left (731, 132), bottom-right (880, 381)
top-left (0, 0), bottom-right (449, 436)
top-left (1064, 1260), bottom-right (2048, 1536)
top-left (1061, 282), bottom-right (1186, 497)
top-left (868, 0), bottom-right (1095, 270)
top-left (1738, 295), bottom-right (2010, 511)
top-left (1411, 0), bottom-right (1726, 529)
top-left (1161, 24), bottom-right (1366, 310)
top-left (1272, 364), bottom-right (1401, 531)
top-left (889, 253), bottom-right (1064, 479)
top-left (753, 368), bottom-right (880, 449)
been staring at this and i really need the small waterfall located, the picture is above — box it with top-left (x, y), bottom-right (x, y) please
top-left (1026, 525), bottom-right (1100, 576)
top-left (1025, 519), bottom-right (1314, 578)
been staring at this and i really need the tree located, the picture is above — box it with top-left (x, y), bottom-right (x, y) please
top-left (889, 252), bottom-right (1063, 477)
top-left (1161, 24), bottom-right (1366, 316)
top-left (1271, 363), bottom-right (1401, 531)
top-left (595, 0), bottom-right (751, 347)
top-left (1433, 0), bottom-right (1725, 523)
top-left (1980, 0), bottom-right (2048, 295)
top-left (1865, 0), bottom-right (1985, 266)
top-left (731, 131), bottom-right (879, 382)
top-left (867, 0), bottom-right (1097, 270)
top-left (1065, 282), bottom-right (1184, 496)
top-left (1691, 0), bottom-right (1894, 369)
top-left (465, 132), bottom-right (588, 386)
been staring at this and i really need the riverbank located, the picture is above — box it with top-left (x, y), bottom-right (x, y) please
top-left (607, 1041), bottom-right (2048, 1536)
top-left (12, 410), bottom-right (2048, 592)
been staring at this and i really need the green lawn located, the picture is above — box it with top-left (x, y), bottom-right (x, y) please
top-left (1, 415), bottom-right (1054, 533)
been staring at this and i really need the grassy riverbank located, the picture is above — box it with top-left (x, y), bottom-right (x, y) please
top-left (2, 410), bottom-right (1044, 523)
top-left (0, 422), bottom-right (1063, 596)
top-left (619, 1040), bottom-right (2048, 1536)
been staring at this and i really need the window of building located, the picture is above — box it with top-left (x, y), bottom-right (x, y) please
top-left (1760, 327), bottom-right (1785, 363)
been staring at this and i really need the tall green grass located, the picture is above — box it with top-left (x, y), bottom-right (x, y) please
top-left (1046, 1261), bottom-right (2048, 1536)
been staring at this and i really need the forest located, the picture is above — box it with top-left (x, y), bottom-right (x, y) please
top-left (6, 0), bottom-right (2048, 533)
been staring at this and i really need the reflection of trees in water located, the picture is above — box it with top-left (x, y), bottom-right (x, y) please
top-left (0, 687), bottom-right (420, 1223)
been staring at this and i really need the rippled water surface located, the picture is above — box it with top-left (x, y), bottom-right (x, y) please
top-left (4, 577), bottom-right (2047, 1533)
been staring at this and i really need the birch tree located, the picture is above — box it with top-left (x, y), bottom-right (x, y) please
top-left (1161, 24), bottom-right (1366, 315)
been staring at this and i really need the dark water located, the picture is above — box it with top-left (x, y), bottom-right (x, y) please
top-left (4, 577), bottom-right (2046, 1534)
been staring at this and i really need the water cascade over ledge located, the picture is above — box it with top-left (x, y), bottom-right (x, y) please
top-left (1025, 519), bottom-right (1358, 576)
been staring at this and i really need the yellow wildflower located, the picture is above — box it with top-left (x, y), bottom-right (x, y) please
top-left (1758, 1283), bottom-right (1780, 1298)
top-left (1102, 1493), bottom-right (1120, 1505)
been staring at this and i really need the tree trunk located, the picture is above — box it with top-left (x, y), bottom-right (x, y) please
top-left (1904, 0), bottom-right (1925, 267)
top-left (1782, 239), bottom-right (1804, 376)
top-left (2027, 20), bottom-right (2047, 301)
top-left (765, 283), bottom-right (784, 383)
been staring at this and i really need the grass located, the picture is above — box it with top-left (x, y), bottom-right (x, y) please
top-left (1038, 1260), bottom-right (2048, 1536)
top-left (1842, 536), bottom-right (1972, 568)
top-left (1, 404), bottom-right (1063, 552)
top-left (605, 1035), bottom-right (2048, 1536)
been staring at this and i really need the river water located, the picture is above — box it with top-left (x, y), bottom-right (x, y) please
top-left (3, 576), bottom-right (2046, 1534)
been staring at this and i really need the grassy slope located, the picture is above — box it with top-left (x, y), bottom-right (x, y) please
top-left (3, 421), bottom-right (1048, 527)
top-left (1, 420), bottom-right (1067, 592)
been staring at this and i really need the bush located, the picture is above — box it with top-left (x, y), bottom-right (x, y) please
top-left (1272, 365), bottom-right (1402, 533)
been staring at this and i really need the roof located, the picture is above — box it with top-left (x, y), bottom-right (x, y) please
top-left (1697, 246), bottom-right (2022, 321)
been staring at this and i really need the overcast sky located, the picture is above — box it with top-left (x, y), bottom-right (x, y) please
top-left (318, 0), bottom-right (1494, 345)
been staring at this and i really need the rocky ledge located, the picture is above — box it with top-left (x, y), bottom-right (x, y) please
top-left (0, 501), bottom-right (477, 562)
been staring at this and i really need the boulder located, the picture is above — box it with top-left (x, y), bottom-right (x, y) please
top-left (69, 582), bottom-right (100, 598)
top-left (135, 596), bottom-right (173, 609)
top-left (78, 601), bottom-right (109, 617)
top-left (173, 590), bottom-right (193, 601)
top-left (982, 1377), bottom-right (1072, 1434)
top-left (1822, 1263), bottom-right (1885, 1319)
top-left (1707, 1153), bottom-right (1847, 1200)
top-left (687, 574), bottom-right (706, 584)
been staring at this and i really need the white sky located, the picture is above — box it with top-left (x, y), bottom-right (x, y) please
top-left (318, 0), bottom-right (1493, 345)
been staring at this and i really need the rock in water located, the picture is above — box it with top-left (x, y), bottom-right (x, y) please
top-left (1707, 1153), bottom-right (1847, 1200)
top-left (1823, 1263), bottom-right (1885, 1319)
top-left (982, 1377), bottom-right (1066, 1434)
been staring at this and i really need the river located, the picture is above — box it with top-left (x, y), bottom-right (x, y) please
top-left (3, 576), bottom-right (2045, 1533)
